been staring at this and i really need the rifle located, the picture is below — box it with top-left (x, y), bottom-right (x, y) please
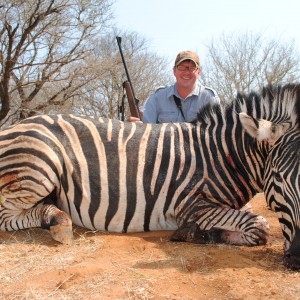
top-left (116, 36), bottom-right (140, 119)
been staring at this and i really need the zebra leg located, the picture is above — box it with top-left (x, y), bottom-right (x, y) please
top-left (241, 202), bottom-right (253, 213)
top-left (172, 202), bottom-right (269, 246)
top-left (0, 200), bottom-right (73, 244)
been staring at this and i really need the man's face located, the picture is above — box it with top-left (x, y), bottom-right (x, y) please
top-left (173, 60), bottom-right (201, 89)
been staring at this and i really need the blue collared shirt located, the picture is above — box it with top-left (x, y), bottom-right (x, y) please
top-left (141, 83), bottom-right (220, 123)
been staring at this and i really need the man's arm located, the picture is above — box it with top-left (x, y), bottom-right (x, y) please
top-left (141, 94), bottom-right (158, 123)
top-left (127, 92), bottom-right (158, 123)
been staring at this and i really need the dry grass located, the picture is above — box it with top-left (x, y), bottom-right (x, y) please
top-left (1, 195), bottom-right (300, 299)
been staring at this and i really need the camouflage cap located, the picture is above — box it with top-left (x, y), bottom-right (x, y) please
top-left (174, 50), bottom-right (200, 67)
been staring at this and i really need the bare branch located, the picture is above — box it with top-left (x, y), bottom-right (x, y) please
top-left (202, 32), bottom-right (300, 102)
top-left (0, 0), bottom-right (114, 125)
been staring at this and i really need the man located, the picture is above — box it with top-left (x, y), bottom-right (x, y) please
top-left (129, 50), bottom-right (220, 123)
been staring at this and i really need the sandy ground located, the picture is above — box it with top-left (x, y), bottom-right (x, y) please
top-left (1, 193), bottom-right (300, 300)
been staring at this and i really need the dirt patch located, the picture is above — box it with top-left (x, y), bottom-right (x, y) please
top-left (1, 193), bottom-right (300, 299)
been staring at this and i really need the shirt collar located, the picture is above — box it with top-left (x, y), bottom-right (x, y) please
top-left (168, 82), bottom-right (201, 100)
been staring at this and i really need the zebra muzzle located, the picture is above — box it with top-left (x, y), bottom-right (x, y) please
top-left (284, 228), bottom-right (300, 270)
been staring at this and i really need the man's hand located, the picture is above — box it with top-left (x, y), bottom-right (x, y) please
top-left (127, 116), bottom-right (143, 123)
top-left (127, 111), bottom-right (144, 123)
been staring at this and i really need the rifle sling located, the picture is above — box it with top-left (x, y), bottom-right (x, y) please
top-left (173, 95), bottom-right (186, 121)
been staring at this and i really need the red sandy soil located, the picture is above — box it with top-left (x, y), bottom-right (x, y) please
top-left (1, 193), bottom-right (300, 299)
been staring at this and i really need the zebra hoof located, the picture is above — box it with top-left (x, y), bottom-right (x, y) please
top-left (50, 224), bottom-right (73, 245)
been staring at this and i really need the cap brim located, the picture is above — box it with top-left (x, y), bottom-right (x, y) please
top-left (176, 58), bottom-right (199, 67)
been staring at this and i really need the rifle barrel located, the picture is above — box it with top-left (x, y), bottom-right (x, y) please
top-left (116, 36), bottom-right (137, 102)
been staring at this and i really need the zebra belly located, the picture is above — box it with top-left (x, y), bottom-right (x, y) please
top-left (69, 208), bottom-right (178, 232)
top-left (60, 192), bottom-right (178, 233)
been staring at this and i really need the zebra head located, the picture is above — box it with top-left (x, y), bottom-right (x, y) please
top-left (239, 84), bottom-right (300, 270)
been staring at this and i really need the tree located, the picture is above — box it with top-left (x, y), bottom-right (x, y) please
top-left (0, 0), bottom-right (114, 127)
top-left (201, 32), bottom-right (300, 102)
top-left (73, 30), bottom-right (173, 120)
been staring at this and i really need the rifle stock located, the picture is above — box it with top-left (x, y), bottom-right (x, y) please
top-left (123, 81), bottom-right (140, 118)
top-left (116, 36), bottom-right (141, 119)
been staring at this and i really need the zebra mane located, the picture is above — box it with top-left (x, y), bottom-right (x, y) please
top-left (198, 83), bottom-right (300, 129)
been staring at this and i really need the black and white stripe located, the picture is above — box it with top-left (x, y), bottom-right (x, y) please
top-left (0, 84), bottom-right (299, 269)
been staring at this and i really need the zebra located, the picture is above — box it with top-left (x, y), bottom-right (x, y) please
top-left (0, 84), bottom-right (299, 269)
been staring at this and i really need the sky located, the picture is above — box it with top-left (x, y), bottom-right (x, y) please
top-left (113, 0), bottom-right (300, 68)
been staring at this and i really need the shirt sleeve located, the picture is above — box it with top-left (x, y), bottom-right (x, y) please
top-left (205, 87), bottom-right (221, 104)
top-left (212, 94), bottom-right (221, 105)
top-left (141, 93), bottom-right (158, 123)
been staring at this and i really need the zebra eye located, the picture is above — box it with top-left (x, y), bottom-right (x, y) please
top-left (274, 172), bottom-right (282, 182)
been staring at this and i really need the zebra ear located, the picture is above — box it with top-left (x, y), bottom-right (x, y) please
top-left (239, 112), bottom-right (291, 145)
